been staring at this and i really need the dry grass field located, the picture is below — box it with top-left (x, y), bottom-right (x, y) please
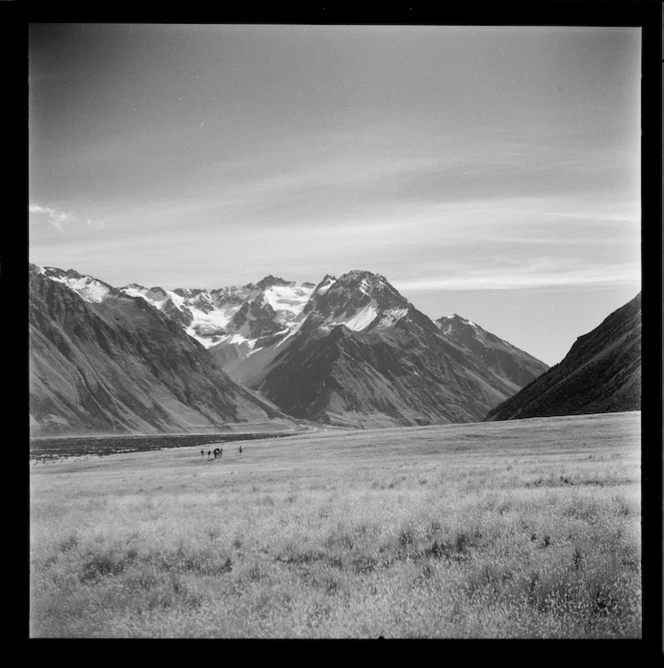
top-left (29, 411), bottom-right (641, 638)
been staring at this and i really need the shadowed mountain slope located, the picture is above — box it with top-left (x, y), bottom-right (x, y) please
top-left (29, 265), bottom-right (294, 436)
top-left (233, 270), bottom-right (549, 428)
top-left (31, 265), bottom-right (551, 432)
top-left (435, 314), bottom-right (548, 388)
top-left (485, 293), bottom-right (641, 421)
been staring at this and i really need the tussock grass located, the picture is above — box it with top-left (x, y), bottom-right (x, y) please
top-left (30, 411), bottom-right (641, 638)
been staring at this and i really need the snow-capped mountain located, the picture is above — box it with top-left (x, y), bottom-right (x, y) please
top-left (218, 270), bottom-right (418, 386)
top-left (29, 265), bottom-right (295, 436)
top-left (29, 264), bottom-right (551, 431)
top-left (41, 266), bottom-right (118, 304)
top-left (301, 270), bottom-right (411, 332)
top-left (118, 275), bottom-right (315, 353)
top-left (229, 270), bottom-right (549, 427)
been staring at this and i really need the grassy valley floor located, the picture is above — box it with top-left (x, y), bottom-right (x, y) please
top-left (30, 411), bottom-right (641, 638)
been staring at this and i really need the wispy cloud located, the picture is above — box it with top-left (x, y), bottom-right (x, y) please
top-left (394, 260), bottom-right (641, 292)
top-left (29, 204), bottom-right (106, 233)
top-left (29, 204), bottom-right (75, 233)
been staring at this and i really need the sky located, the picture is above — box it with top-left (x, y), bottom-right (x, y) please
top-left (29, 24), bottom-right (642, 366)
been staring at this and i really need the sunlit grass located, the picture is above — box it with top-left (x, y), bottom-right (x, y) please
top-left (30, 411), bottom-right (641, 638)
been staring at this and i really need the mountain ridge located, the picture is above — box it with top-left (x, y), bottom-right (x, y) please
top-left (29, 265), bottom-right (296, 436)
top-left (229, 270), bottom-right (549, 427)
top-left (30, 263), bottom-right (553, 432)
top-left (435, 313), bottom-right (548, 389)
top-left (484, 293), bottom-right (641, 421)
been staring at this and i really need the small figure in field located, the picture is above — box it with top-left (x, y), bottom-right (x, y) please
top-left (200, 449), bottom-right (204, 458)
top-left (207, 450), bottom-right (211, 460)
top-left (213, 447), bottom-right (222, 460)
top-left (239, 445), bottom-right (243, 454)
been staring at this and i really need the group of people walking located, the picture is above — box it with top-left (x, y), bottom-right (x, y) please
top-left (200, 445), bottom-right (243, 460)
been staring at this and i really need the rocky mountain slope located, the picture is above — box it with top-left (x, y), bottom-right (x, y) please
top-left (485, 293), bottom-right (641, 421)
top-left (228, 270), bottom-right (549, 427)
top-left (31, 265), bottom-right (551, 432)
top-left (118, 274), bottom-right (315, 353)
top-left (435, 314), bottom-right (548, 389)
top-left (29, 266), bottom-right (295, 436)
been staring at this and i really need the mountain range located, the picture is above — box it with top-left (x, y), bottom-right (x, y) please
top-left (227, 270), bottom-right (549, 427)
top-left (30, 265), bottom-right (551, 434)
top-left (485, 292), bottom-right (641, 421)
top-left (29, 266), bottom-right (296, 436)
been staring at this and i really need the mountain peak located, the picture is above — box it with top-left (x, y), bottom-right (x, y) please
top-left (173, 287), bottom-right (205, 298)
top-left (336, 269), bottom-right (386, 286)
top-left (302, 270), bottom-right (411, 334)
top-left (313, 275), bottom-right (337, 297)
top-left (437, 313), bottom-right (478, 329)
top-left (340, 269), bottom-right (378, 279)
top-left (332, 270), bottom-right (401, 301)
top-left (41, 266), bottom-right (116, 303)
top-left (330, 270), bottom-right (388, 296)
top-left (255, 275), bottom-right (293, 290)
top-left (43, 266), bottom-right (85, 280)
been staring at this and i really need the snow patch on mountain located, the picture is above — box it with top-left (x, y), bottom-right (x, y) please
top-left (324, 299), bottom-right (379, 332)
top-left (263, 284), bottom-right (315, 315)
top-left (45, 269), bottom-right (113, 303)
top-left (220, 333), bottom-right (257, 349)
top-left (68, 278), bottom-right (111, 303)
top-left (316, 275), bottom-right (337, 296)
top-left (342, 303), bottom-right (378, 331)
top-left (185, 308), bottom-right (237, 343)
top-left (438, 314), bottom-right (480, 334)
top-left (375, 307), bottom-right (409, 328)
top-left (275, 319), bottom-right (306, 347)
top-left (122, 285), bottom-right (149, 300)
top-left (120, 284), bottom-right (241, 348)
top-left (131, 279), bottom-right (316, 351)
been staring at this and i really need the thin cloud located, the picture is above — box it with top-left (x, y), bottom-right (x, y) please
top-left (29, 204), bottom-right (74, 233)
top-left (84, 218), bottom-right (107, 230)
top-left (29, 204), bottom-right (106, 233)
top-left (394, 263), bottom-right (640, 292)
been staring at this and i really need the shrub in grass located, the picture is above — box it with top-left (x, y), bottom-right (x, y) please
top-left (58, 534), bottom-right (79, 553)
top-left (79, 548), bottom-right (133, 582)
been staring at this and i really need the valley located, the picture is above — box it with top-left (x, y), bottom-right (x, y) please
top-left (28, 265), bottom-right (643, 639)
top-left (27, 21), bottom-right (646, 642)
top-left (29, 422), bottom-right (314, 462)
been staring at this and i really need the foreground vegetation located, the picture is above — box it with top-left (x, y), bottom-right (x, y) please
top-left (30, 411), bottom-right (641, 638)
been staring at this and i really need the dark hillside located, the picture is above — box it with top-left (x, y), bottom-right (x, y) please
top-left (29, 266), bottom-right (292, 436)
top-left (485, 293), bottom-right (641, 421)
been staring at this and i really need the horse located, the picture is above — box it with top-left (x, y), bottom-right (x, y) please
top-left (213, 447), bottom-right (222, 460)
